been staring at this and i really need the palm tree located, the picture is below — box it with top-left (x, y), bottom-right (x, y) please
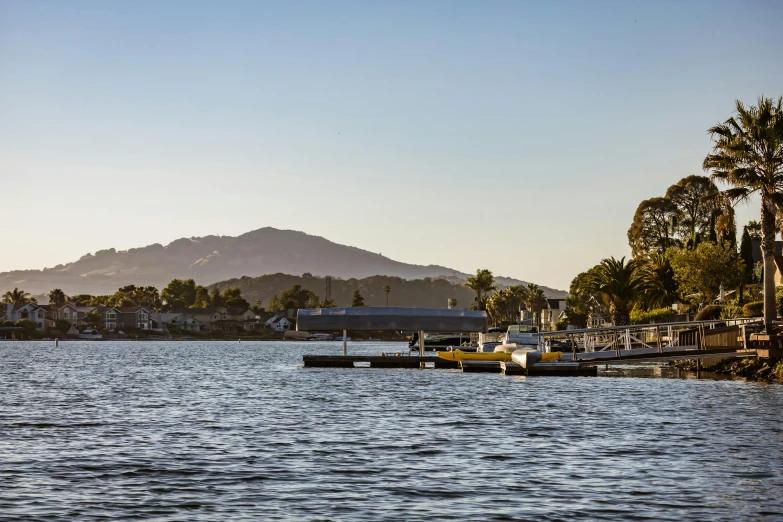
top-left (525, 284), bottom-right (548, 328)
top-left (464, 269), bottom-right (496, 311)
top-left (637, 253), bottom-right (678, 309)
top-left (580, 257), bottom-right (644, 326)
top-left (383, 285), bottom-right (391, 306)
top-left (447, 298), bottom-right (458, 309)
top-left (2, 288), bottom-right (36, 305)
top-left (703, 96), bottom-right (783, 330)
top-left (48, 289), bottom-right (68, 308)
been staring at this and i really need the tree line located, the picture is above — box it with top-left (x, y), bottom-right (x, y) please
top-left (563, 96), bottom-right (783, 329)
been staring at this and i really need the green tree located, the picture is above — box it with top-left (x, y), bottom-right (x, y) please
top-left (447, 298), bottom-right (458, 309)
top-left (47, 289), bottom-right (68, 308)
top-left (665, 175), bottom-right (719, 241)
top-left (209, 287), bottom-right (224, 307)
top-left (738, 226), bottom-right (755, 303)
top-left (161, 279), bottom-right (198, 310)
top-left (745, 220), bottom-right (762, 239)
top-left (637, 252), bottom-right (679, 309)
top-left (383, 285), bottom-right (391, 306)
top-left (279, 284), bottom-right (319, 311)
top-left (627, 197), bottom-right (681, 256)
top-left (464, 269), bottom-right (496, 311)
top-left (668, 242), bottom-right (745, 306)
top-left (351, 289), bottom-right (365, 307)
top-left (579, 257), bottom-right (644, 326)
top-left (193, 286), bottom-right (211, 308)
top-left (703, 96), bottom-right (783, 330)
top-left (222, 287), bottom-right (250, 309)
top-left (525, 283), bottom-right (548, 327)
top-left (2, 288), bottom-right (36, 305)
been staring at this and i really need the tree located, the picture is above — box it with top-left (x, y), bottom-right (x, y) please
top-left (738, 226), bottom-right (755, 304)
top-left (161, 279), bottom-right (198, 310)
top-left (636, 252), bottom-right (679, 309)
top-left (447, 298), bottom-right (458, 309)
top-left (47, 289), bottom-right (68, 308)
top-left (383, 285), bottom-right (391, 306)
top-left (745, 220), bottom-right (762, 239)
top-left (222, 287), bottom-right (250, 309)
top-left (665, 175), bottom-right (719, 241)
top-left (579, 257), bottom-right (643, 326)
top-left (279, 284), bottom-right (319, 311)
top-left (464, 269), bottom-right (496, 311)
top-left (351, 289), bottom-right (365, 307)
top-left (2, 288), bottom-right (36, 305)
top-left (627, 197), bottom-right (681, 256)
top-left (668, 242), bottom-right (745, 306)
top-left (209, 287), bottom-right (224, 307)
top-left (703, 96), bottom-right (783, 330)
top-left (525, 283), bottom-right (548, 327)
top-left (193, 286), bottom-right (211, 308)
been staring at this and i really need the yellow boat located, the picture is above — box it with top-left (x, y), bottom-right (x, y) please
top-left (437, 350), bottom-right (513, 362)
top-left (438, 350), bottom-right (564, 363)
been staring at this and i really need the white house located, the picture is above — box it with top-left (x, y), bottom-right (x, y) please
top-left (266, 314), bottom-right (292, 332)
top-left (2, 303), bottom-right (47, 330)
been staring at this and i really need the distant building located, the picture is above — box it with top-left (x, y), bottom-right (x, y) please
top-left (102, 307), bottom-right (151, 330)
top-left (266, 313), bottom-right (292, 332)
top-left (751, 239), bottom-right (783, 285)
top-left (2, 303), bottom-right (47, 330)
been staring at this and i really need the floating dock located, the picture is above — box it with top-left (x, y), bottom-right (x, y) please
top-left (302, 354), bottom-right (596, 376)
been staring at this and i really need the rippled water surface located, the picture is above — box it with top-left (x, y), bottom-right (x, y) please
top-left (1, 341), bottom-right (782, 520)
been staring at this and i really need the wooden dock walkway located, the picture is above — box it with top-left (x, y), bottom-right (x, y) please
top-left (302, 355), bottom-right (596, 376)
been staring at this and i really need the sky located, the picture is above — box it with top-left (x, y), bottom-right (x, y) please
top-left (1, 0), bottom-right (782, 290)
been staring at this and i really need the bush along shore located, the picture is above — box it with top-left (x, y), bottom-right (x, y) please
top-left (673, 358), bottom-right (783, 382)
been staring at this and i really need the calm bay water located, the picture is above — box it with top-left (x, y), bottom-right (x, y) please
top-left (1, 340), bottom-right (782, 521)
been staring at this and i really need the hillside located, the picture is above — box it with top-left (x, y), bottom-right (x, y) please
top-left (211, 273), bottom-right (565, 310)
top-left (0, 227), bottom-right (566, 298)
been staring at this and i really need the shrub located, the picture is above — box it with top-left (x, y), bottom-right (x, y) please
top-left (554, 319), bottom-right (569, 331)
top-left (694, 305), bottom-right (723, 321)
top-left (720, 303), bottom-right (743, 320)
top-left (742, 301), bottom-right (764, 318)
top-left (630, 308), bottom-right (677, 324)
top-left (776, 286), bottom-right (783, 317)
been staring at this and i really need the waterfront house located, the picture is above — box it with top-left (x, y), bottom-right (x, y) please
top-left (54, 303), bottom-right (101, 325)
top-left (540, 298), bottom-right (567, 330)
top-left (152, 312), bottom-right (202, 332)
top-left (266, 313), bottom-right (292, 332)
top-left (1, 303), bottom-right (47, 330)
top-left (102, 307), bottom-right (152, 330)
top-left (169, 307), bottom-right (230, 330)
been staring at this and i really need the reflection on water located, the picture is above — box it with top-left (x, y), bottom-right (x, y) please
top-left (597, 364), bottom-right (739, 381)
top-left (1, 341), bottom-right (782, 520)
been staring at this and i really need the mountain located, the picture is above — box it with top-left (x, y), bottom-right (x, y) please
top-left (0, 227), bottom-right (567, 298)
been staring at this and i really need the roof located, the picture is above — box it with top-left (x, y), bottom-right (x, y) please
top-left (109, 307), bottom-right (150, 314)
top-left (170, 307), bottom-right (225, 315)
top-left (297, 306), bottom-right (488, 332)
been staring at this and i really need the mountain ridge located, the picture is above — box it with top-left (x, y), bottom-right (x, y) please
top-left (0, 227), bottom-right (567, 298)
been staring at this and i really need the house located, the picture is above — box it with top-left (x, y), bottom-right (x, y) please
top-left (102, 307), bottom-right (151, 330)
top-left (540, 299), bottom-right (567, 330)
top-left (212, 308), bottom-right (265, 333)
top-left (266, 313), bottom-right (292, 332)
top-left (170, 307), bottom-right (230, 330)
top-left (153, 312), bottom-right (202, 332)
top-left (2, 303), bottom-right (47, 330)
top-left (54, 304), bottom-right (101, 325)
top-left (519, 299), bottom-right (566, 331)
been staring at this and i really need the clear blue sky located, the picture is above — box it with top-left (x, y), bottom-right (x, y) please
top-left (1, 0), bottom-right (781, 290)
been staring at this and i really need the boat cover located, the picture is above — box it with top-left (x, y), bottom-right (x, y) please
top-left (296, 307), bottom-right (488, 332)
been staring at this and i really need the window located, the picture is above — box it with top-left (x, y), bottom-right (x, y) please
top-left (106, 311), bottom-right (116, 320)
top-left (139, 313), bottom-right (148, 321)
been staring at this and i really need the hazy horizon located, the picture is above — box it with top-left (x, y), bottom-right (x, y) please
top-left (2, 0), bottom-right (782, 289)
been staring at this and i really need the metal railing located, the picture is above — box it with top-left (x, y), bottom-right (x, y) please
top-left (535, 317), bottom-right (762, 354)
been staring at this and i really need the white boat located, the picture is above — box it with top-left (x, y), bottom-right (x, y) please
top-left (78, 329), bottom-right (103, 340)
top-left (503, 325), bottom-right (540, 348)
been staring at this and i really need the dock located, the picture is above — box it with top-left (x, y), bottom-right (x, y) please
top-left (302, 354), bottom-right (596, 376)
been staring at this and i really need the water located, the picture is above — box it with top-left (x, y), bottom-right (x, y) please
top-left (1, 341), bottom-right (782, 521)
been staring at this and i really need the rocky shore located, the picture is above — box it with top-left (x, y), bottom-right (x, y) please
top-left (673, 358), bottom-right (783, 382)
